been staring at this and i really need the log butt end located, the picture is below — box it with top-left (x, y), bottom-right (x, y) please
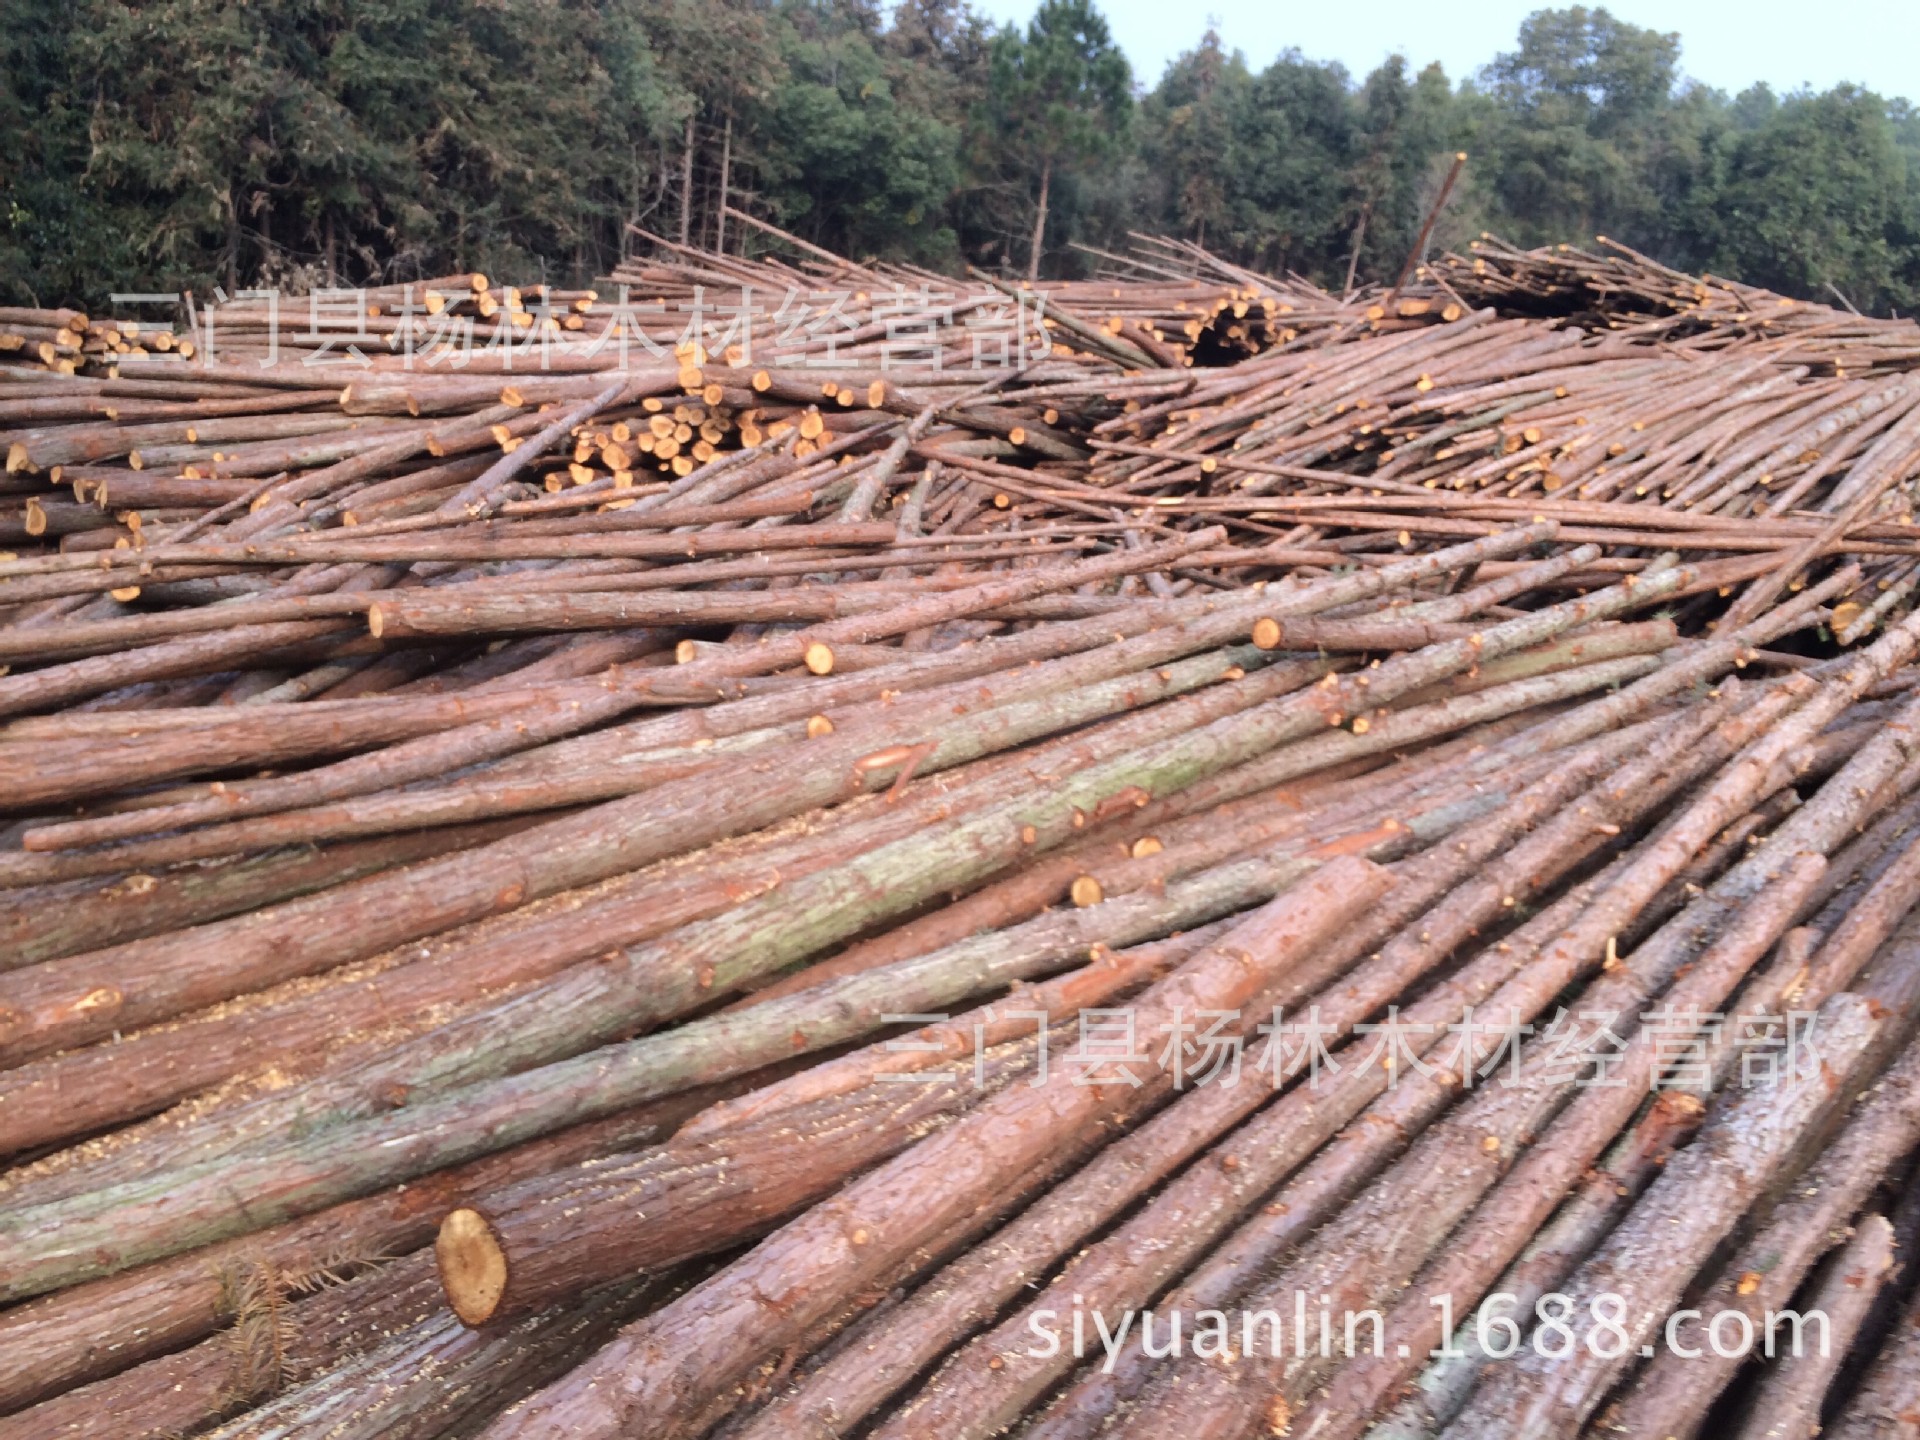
top-left (437, 1206), bottom-right (509, 1327)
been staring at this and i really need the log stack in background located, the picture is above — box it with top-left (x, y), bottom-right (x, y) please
top-left (3, 234), bottom-right (1920, 1438)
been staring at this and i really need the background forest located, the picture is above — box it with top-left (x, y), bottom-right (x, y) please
top-left (4, 0), bottom-right (1919, 313)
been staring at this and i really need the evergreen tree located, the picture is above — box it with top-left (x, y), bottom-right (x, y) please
top-left (4, 0), bottom-right (1920, 316)
top-left (980, 0), bottom-right (1132, 280)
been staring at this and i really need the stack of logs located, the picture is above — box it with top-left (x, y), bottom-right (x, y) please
top-left (1, 235), bottom-right (1920, 1439)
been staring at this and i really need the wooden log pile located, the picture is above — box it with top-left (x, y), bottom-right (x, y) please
top-left (4, 234), bottom-right (1920, 1439)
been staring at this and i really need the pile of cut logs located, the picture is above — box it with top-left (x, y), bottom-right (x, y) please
top-left (2, 236), bottom-right (1920, 1440)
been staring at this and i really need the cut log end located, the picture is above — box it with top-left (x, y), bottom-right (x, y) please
top-left (1252, 616), bottom-right (1283, 650)
top-left (437, 1207), bottom-right (510, 1327)
top-left (804, 642), bottom-right (835, 676)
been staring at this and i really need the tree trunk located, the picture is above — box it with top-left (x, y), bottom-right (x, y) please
top-left (1028, 159), bottom-right (1051, 284)
top-left (1344, 201), bottom-right (1371, 299)
top-left (1446, 983), bottom-right (1914, 1438)
top-left (1106, 625), bottom-right (1920, 1437)
top-left (225, 189), bottom-right (240, 295)
top-left (678, 114), bottom-right (696, 248)
top-left (1827, 1282), bottom-right (1920, 1440)
top-left (714, 115), bottom-right (732, 255)
top-left (753, 725), bottom-right (1679, 1439)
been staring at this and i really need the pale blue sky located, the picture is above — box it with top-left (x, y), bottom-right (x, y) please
top-left (969, 0), bottom-right (1920, 104)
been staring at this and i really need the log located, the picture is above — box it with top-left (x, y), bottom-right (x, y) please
top-left (1732, 1213), bottom-right (1898, 1440)
top-left (1444, 979), bottom-right (1919, 1437)
top-left (472, 860), bottom-right (1394, 1438)
top-left (1105, 623), bottom-right (1920, 1436)
top-left (0, 1076), bottom-right (750, 1417)
top-left (1597, 1026), bottom-right (1920, 1438)
top-left (1828, 1283), bottom-right (1920, 1440)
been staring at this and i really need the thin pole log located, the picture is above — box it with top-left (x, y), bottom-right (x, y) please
top-left (471, 861), bottom-right (1395, 1439)
top-left (1826, 1282), bottom-right (1920, 1440)
top-left (1388, 154), bottom-right (1466, 306)
top-left (1730, 1214), bottom-right (1898, 1440)
top-left (1598, 1032), bottom-right (1920, 1438)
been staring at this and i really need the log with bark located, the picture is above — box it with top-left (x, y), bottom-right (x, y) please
top-left (13, 230), bottom-right (1920, 1440)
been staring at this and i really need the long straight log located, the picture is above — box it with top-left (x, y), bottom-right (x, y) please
top-left (0, 537), bottom-right (1281, 1056)
top-left (0, 547), bottom-right (1578, 1062)
top-left (0, 817), bottom-right (535, 969)
top-left (1444, 969), bottom-right (1920, 1437)
top-left (1106, 619), bottom-right (1920, 1436)
top-left (0, 617), bottom-right (360, 717)
top-left (1827, 1281), bottom-right (1920, 1440)
top-left (0, 1061), bottom-right (1017, 1440)
top-left (1356, 866), bottom-right (1907, 1440)
top-left (0, 652), bottom-right (1356, 1187)
top-left (741, 724), bottom-right (1686, 1438)
top-left (0, 637), bottom-right (1305, 1050)
top-left (0, 756), bottom-right (1067, 1153)
top-left (1597, 1021), bottom-right (1920, 1438)
top-left (1732, 1213), bottom-right (1898, 1440)
top-left (57, 555), bottom-right (1682, 1178)
top-left (877, 687), bottom-right (1781, 1440)
top-left (473, 860), bottom-right (1393, 1440)
top-left (20, 567), bottom-right (1614, 869)
top-left (0, 780), bottom-right (1425, 1295)
top-left (1361, 1088), bottom-right (1713, 1440)
top-left (0, 525), bottom-right (1229, 823)
top-left (1265, 717), bottom-right (1920, 1438)
top-left (17, 617), bottom-right (1652, 876)
top-left (0, 1067), bottom-right (780, 1417)
top-left (0, 759), bottom-right (1253, 1165)
top-left (194, 1039), bottom-right (1139, 1440)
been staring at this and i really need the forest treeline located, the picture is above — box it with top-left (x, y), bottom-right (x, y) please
top-left (4, 0), bottom-right (1919, 312)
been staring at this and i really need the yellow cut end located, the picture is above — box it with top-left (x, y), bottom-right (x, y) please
top-left (437, 1208), bottom-right (509, 1328)
top-left (1070, 875), bottom-right (1105, 907)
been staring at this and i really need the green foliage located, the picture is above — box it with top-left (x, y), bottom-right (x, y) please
top-left (0, 0), bottom-right (135, 302)
top-left (979, 0), bottom-right (1130, 275)
top-left (750, 2), bottom-right (960, 261)
top-left (3, 0), bottom-right (1920, 316)
top-left (984, 0), bottom-right (1131, 172)
top-left (1695, 86), bottom-right (1917, 312)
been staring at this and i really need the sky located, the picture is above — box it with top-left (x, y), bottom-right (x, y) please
top-left (968, 0), bottom-right (1920, 104)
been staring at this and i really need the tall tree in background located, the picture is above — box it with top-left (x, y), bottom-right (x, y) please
top-left (5, 1), bottom-right (1920, 313)
top-left (1474, 5), bottom-right (1685, 246)
top-left (983, 0), bottom-right (1132, 279)
top-left (1698, 85), bottom-right (1917, 312)
top-left (753, 0), bottom-right (961, 261)
top-left (1151, 28), bottom-right (1237, 249)
top-left (1351, 58), bottom-right (1468, 282)
top-left (640, 0), bottom-right (776, 254)
top-left (0, 0), bottom-right (108, 304)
